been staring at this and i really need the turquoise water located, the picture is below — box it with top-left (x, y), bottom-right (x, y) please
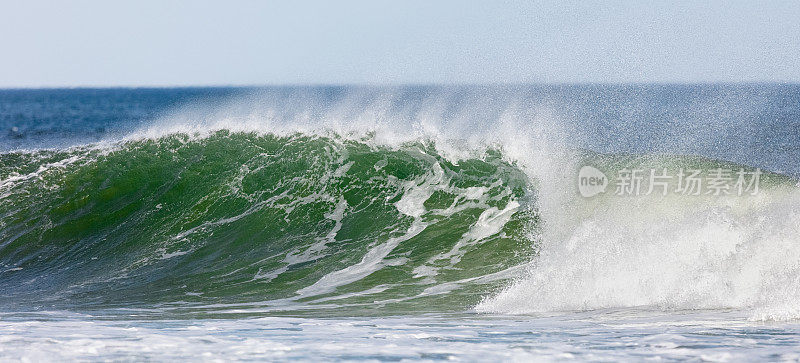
top-left (2, 86), bottom-right (800, 361)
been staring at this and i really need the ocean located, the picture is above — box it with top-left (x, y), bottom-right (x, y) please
top-left (1, 85), bottom-right (800, 361)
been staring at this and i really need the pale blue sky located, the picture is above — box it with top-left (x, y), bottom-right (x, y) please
top-left (1, 0), bottom-right (799, 87)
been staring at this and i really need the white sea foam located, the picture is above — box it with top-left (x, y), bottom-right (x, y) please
top-left (2, 311), bottom-right (799, 361)
top-left (477, 187), bottom-right (800, 321)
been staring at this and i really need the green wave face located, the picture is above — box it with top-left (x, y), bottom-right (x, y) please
top-left (0, 131), bottom-right (537, 315)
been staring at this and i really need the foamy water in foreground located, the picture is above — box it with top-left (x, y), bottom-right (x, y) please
top-left (3, 310), bottom-right (800, 361)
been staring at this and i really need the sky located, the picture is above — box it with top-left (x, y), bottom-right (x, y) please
top-left (1, 0), bottom-right (799, 87)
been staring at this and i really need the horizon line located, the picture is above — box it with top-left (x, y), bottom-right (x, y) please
top-left (2, 81), bottom-right (800, 90)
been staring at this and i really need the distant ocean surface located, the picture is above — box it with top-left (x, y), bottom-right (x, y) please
top-left (2, 85), bottom-right (800, 361)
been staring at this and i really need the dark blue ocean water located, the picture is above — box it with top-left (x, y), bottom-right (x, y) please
top-left (0, 87), bottom-right (245, 150)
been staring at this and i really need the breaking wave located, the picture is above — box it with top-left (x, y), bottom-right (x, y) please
top-left (1, 92), bottom-right (799, 321)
